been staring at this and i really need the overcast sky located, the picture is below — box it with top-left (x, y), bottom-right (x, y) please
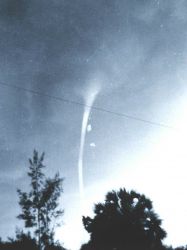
top-left (1, 0), bottom-right (187, 249)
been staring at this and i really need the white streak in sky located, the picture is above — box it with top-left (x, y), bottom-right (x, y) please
top-left (78, 82), bottom-right (101, 203)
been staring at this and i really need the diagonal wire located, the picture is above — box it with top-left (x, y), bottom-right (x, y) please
top-left (0, 81), bottom-right (175, 130)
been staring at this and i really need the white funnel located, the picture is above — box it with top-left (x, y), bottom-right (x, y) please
top-left (78, 82), bottom-right (101, 202)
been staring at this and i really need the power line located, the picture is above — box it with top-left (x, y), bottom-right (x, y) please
top-left (0, 81), bottom-right (175, 130)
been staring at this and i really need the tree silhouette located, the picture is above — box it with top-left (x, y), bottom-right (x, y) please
top-left (17, 150), bottom-right (64, 250)
top-left (81, 188), bottom-right (166, 250)
top-left (0, 230), bottom-right (65, 250)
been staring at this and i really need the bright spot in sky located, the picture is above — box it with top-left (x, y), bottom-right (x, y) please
top-left (111, 95), bottom-right (187, 247)
top-left (87, 124), bottom-right (92, 132)
top-left (90, 142), bottom-right (96, 147)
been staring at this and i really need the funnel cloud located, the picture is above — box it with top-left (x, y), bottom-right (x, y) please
top-left (78, 82), bottom-right (101, 201)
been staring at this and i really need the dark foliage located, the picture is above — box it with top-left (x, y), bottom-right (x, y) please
top-left (164, 246), bottom-right (187, 250)
top-left (0, 230), bottom-right (65, 250)
top-left (0, 240), bottom-right (65, 250)
top-left (0, 231), bottom-right (38, 250)
top-left (81, 188), bottom-right (167, 250)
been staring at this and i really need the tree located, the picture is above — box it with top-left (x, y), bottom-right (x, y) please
top-left (81, 188), bottom-right (166, 250)
top-left (0, 229), bottom-right (66, 250)
top-left (17, 150), bottom-right (64, 250)
top-left (7, 229), bottom-right (38, 250)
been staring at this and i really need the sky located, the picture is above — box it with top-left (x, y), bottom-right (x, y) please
top-left (1, 0), bottom-right (187, 249)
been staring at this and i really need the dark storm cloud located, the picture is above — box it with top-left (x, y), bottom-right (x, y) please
top-left (0, 0), bottom-right (187, 187)
top-left (1, 0), bottom-right (187, 101)
top-left (0, 0), bottom-right (116, 88)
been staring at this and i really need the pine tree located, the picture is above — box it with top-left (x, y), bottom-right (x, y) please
top-left (17, 150), bottom-right (64, 250)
